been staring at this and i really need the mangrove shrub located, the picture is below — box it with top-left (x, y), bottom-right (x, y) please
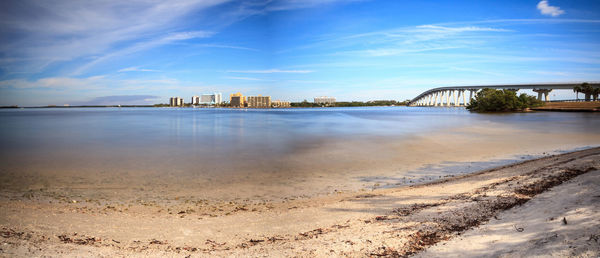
top-left (466, 88), bottom-right (543, 112)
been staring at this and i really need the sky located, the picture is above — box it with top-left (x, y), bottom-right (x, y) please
top-left (0, 0), bottom-right (599, 106)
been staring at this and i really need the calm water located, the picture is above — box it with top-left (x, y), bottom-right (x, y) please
top-left (0, 107), bottom-right (598, 200)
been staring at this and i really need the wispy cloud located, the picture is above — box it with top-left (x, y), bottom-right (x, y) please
top-left (0, 76), bottom-right (106, 90)
top-left (264, 0), bottom-right (363, 11)
top-left (537, 0), bottom-right (565, 17)
top-left (0, 75), bottom-right (186, 92)
top-left (118, 67), bottom-right (160, 73)
top-left (0, 0), bottom-right (227, 75)
top-left (414, 25), bottom-right (512, 33)
top-left (71, 95), bottom-right (160, 105)
top-left (224, 76), bottom-right (273, 81)
top-left (345, 46), bottom-right (461, 57)
top-left (193, 44), bottom-right (259, 51)
top-left (227, 69), bottom-right (314, 74)
top-left (71, 30), bottom-right (213, 75)
top-left (321, 24), bottom-right (511, 57)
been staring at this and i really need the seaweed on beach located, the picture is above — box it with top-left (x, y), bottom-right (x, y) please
top-left (516, 167), bottom-right (596, 196)
top-left (392, 202), bottom-right (443, 216)
top-left (375, 166), bottom-right (599, 257)
top-left (1, 228), bottom-right (26, 239)
top-left (296, 228), bottom-right (332, 240)
top-left (58, 234), bottom-right (100, 245)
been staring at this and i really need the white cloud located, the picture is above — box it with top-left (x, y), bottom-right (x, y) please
top-left (72, 30), bottom-right (213, 75)
top-left (537, 0), bottom-right (565, 17)
top-left (264, 0), bottom-right (362, 11)
top-left (118, 67), bottom-right (160, 73)
top-left (163, 31), bottom-right (215, 41)
top-left (0, 0), bottom-right (228, 74)
top-left (0, 76), bottom-right (106, 90)
top-left (415, 25), bottom-right (511, 33)
top-left (227, 69), bottom-right (314, 74)
top-left (224, 76), bottom-right (273, 81)
top-left (191, 44), bottom-right (259, 51)
top-left (349, 46), bottom-right (461, 57)
top-left (321, 24), bottom-right (511, 57)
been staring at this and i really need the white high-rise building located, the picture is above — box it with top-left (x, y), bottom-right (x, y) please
top-left (215, 92), bottom-right (222, 104)
top-left (191, 96), bottom-right (200, 105)
top-left (314, 96), bottom-right (336, 104)
top-left (198, 93), bottom-right (223, 105)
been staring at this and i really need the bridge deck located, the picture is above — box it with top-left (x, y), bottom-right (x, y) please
top-left (409, 83), bottom-right (600, 106)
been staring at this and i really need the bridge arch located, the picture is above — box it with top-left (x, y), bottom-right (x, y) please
top-left (408, 83), bottom-right (600, 107)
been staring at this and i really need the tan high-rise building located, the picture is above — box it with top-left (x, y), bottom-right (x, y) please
top-left (169, 97), bottom-right (184, 107)
top-left (247, 95), bottom-right (271, 108)
top-left (230, 92), bottom-right (246, 108)
top-left (271, 100), bottom-right (290, 108)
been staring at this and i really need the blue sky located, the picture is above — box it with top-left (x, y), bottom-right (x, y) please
top-left (0, 0), bottom-right (599, 106)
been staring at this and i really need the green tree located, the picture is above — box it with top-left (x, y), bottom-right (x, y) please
top-left (466, 88), bottom-right (543, 112)
top-left (573, 84), bottom-right (582, 100)
top-left (581, 82), bottom-right (592, 101)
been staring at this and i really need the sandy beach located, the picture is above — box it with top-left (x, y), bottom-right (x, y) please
top-left (2, 0), bottom-right (600, 256)
top-left (1, 146), bottom-right (599, 257)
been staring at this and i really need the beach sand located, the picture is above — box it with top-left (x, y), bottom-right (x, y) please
top-left (1, 146), bottom-right (599, 257)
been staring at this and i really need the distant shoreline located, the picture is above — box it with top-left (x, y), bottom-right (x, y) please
top-left (0, 104), bottom-right (407, 109)
top-left (3, 101), bottom-right (599, 110)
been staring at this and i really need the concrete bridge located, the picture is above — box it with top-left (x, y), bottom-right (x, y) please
top-left (408, 83), bottom-right (600, 107)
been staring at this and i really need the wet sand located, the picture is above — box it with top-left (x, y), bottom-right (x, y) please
top-left (1, 122), bottom-right (599, 204)
top-left (1, 146), bottom-right (599, 256)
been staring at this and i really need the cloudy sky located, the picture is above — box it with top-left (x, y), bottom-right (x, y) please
top-left (0, 0), bottom-right (599, 106)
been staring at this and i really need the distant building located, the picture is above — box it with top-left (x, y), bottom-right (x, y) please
top-left (199, 93), bottom-right (222, 105)
top-left (314, 96), bottom-right (336, 104)
top-left (191, 96), bottom-right (200, 105)
top-left (169, 97), bottom-right (184, 107)
top-left (272, 100), bottom-right (290, 108)
top-left (230, 92), bottom-right (246, 108)
top-left (214, 93), bottom-right (222, 104)
top-left (248, 95), bottom-right (271, 108)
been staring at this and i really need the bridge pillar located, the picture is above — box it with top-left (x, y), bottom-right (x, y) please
top-left (440, 91), bottom-right (444, 106)
top-left (461, 90), bottom-right (466, 106)
top-left (533, 89), bottom-right (552, 101)
top-left (453, 90), bottom-right (459, 106)
top-left (468, 89), bottom-right (477, 104)
top-left (445, 90), bottom-right (450, 106)
top-left (434, 92), bottom-right (440, 106)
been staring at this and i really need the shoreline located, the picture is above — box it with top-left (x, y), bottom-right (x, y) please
top-left (1, 147), bottom-right (599, 256)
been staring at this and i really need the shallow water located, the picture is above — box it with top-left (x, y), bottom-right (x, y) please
top-left (0, 107), bottom-right (598, 201)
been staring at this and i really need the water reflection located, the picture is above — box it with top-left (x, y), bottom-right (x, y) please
top-left (0, 107), bottom-right (598, 200)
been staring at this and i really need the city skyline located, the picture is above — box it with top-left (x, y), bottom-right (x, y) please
top-left (1, 0), bottom-right (600, 106)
